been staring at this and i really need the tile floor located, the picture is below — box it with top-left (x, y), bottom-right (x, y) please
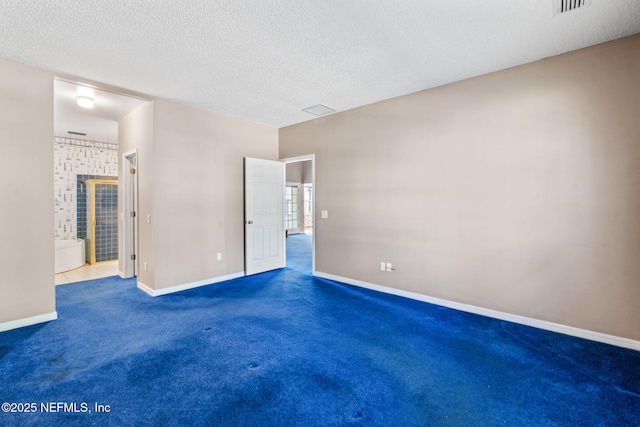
top-left (55, 260), bottom-right (119, 285)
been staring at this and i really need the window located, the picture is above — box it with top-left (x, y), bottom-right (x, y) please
top-left (285, 185), bottom-right (299, 230)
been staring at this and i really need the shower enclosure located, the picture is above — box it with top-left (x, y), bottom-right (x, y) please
top-left (82, 179), bottom-right (118, 264)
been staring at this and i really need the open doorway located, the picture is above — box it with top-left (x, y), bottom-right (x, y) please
top-left (53, 78), bottom-right (146, 284)
top-left (281, 155), bottom-right (315, 274)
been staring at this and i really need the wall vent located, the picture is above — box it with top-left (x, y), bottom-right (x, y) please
top-left (554, 0), bottom-right (590, 15)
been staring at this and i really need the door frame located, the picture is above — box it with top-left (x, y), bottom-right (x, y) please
top-left (280, 154), bottom-right (315, 274)
top-left (122, 149), bottom-right (138, 278)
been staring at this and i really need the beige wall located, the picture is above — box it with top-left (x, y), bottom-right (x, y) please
top-left (0, 58), bottom-right (55, 325)
top-left (151, 100), bottom-right (278, 290)
top-left (301, 160), bottom-right (312, 184)
top-left (286, 162), bottom-right (303, 182)
top-left (279, 35), bottom-right (640, 341)
top-left (285, 160), bottom-right (312, 184)
top-left (118, 101), bottom-right (154, 286)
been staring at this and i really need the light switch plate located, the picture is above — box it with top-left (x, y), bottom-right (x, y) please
top-left (321, 210), bottom-right (328, 219)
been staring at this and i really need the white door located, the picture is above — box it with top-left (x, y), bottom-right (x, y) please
top-left (245, 157), bottom-right (285, 275)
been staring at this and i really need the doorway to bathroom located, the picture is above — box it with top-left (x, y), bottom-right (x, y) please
top-left (53, 78), bottom-right (147, 285)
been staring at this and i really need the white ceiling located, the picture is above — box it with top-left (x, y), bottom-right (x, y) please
top-left (2, 1), bottom-right (640, 128)
top-left (54, 80), bottom-right (146, 143)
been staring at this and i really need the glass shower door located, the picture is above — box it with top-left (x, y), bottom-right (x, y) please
top-left (85, 179), bottom-right (118, 264)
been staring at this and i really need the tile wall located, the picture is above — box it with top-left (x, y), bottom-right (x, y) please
top-left (53, 137), bottom-right (118, 240)
top-left (94, 183), bottom-right (119, 262)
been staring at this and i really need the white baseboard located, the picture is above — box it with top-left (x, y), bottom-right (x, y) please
top-left (137, 272), bottom-right (245, 297)
top-left (117, 270), bottom-right (125, 278)
top-left (314, 271), bottom-right (640, 352)
top-left (0, 311), bottom-right (58, 333)
top-left (136, 281), bottom-right (154, 296)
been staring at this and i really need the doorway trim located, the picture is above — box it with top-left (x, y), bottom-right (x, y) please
top-left (280, 154), bottom-right (316, 274)
top-left (122, 149), bottom-right (138, 278)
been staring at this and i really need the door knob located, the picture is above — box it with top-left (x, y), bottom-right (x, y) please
top-left (248, 220), bottom-right (253, 224)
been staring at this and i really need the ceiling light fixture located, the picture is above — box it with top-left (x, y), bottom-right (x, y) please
top-left (76, 86), bottom-right (95, 109)
top-left (303, 104), bottom-right (336, 116)
top-left (77, 96), bottom-right (94, 108)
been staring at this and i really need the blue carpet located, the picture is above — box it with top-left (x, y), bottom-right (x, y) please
top-left (1, 234), bottom-right (639, 426)
top-left (286, 232), bottom-right (312, 272)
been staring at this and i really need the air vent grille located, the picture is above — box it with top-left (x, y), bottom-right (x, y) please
top-left (303, 104), bottom-right (336, 117)
top-left (555, 0), bottom-right (589, 15)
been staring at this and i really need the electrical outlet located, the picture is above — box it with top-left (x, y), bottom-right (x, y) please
top-left (217, 252), bottom-right (222, 261)
top-left (386, 262), bottom-right (394, 272)
top-left (380, 261), bottom-right (386, 271)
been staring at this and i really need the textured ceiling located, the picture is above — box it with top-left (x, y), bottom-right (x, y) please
top-left (1, 1), bottom-right (640, 128)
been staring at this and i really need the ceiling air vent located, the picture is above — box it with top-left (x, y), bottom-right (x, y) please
top-left (303, 104), bottom-right (336, 117)
top-left (554, 0), bottom-right (590, 15)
